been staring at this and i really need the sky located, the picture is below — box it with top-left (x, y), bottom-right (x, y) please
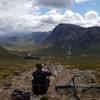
top-left (0, 0), bottom-right (100, 35)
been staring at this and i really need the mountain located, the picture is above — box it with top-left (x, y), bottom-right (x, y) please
top-left (0, 31), bottom-right (50, 46)
top-left (44, 23), bottom-right (100, 55)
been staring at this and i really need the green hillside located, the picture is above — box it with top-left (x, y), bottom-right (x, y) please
top-left (33, 45), bottom-right (100, 70)
top-left (0, 46), bottom-right (43, 82)
top-left (0, 46), bottom-right (8, 55)
top-left (0, 44), bottom-right (100, 83)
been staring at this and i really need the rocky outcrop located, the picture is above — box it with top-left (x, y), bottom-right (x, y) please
top-left (0, 67), bottom-right (100, 100)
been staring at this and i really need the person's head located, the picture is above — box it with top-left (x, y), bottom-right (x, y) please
top-left (35, 64), bottom-right (42, 71)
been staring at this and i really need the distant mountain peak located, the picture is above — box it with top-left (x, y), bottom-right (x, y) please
top-left (57, 23), bottom-right (84, 28)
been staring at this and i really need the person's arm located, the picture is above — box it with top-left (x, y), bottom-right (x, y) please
top-left (46, 71), bottom-right (56, 78)
top-left (32, 72), bottom-right (34, 77)
top-left (46, 71), bottom-right (52, 76)
top-left (32, 72), bottom-right (36, 79)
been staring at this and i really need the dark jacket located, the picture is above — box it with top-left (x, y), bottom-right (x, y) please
top-left (32, 70), bottom-right (52, 84)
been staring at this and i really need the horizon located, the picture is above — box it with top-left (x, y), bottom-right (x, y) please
top-left (0, 0), bottom-right (100, 35)
top-left (0, 23), bottom-right (100, 36)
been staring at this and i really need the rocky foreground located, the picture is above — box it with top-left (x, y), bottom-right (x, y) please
top-left (0, 66), bottom-right (100, 100)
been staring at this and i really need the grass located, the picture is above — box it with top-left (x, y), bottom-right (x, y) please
top-left (0, 57), bottom-right (45, 82)
top-left (42, 55), bottom-right (100, 69)
top-left (0, 46), bottom-right (42, 82)
top-left (0, 45), bottom-right (100, 83)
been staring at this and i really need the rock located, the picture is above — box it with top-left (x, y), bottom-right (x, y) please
top-left (0, 67), bottom-right (100, 100)
top-left (12, 70), bottom-right (22, 76)
top-left (3, 80), bottom-right (12, 90)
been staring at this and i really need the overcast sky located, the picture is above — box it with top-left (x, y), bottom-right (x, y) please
top-left (0, 0), bottom-right (100, 35)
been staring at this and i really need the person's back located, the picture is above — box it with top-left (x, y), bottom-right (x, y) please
top-left (33, 70), bottom-right (51, 84)
top-left (32, 64), bottom-right (52, 95)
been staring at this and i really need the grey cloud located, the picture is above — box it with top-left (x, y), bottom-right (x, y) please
top-left (34, 0), bottom-right (93, 8)
top-left (0, 0), bottom-right (99, 36)
top-left (39, 10), bottom-right (100, 29)
top-left (35, 0), bottom-right (73, 8)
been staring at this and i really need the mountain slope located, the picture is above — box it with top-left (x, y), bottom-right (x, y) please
top-left (0, 45), bottom-right (19, 59)
top-left (44, 23), bottom-right (100, 55)
top-left (0, 46), bottom-right (8, 55)
top-left (0, 31), bottom-right (50, 46)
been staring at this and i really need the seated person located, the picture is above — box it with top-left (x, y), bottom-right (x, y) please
top-left (32, 64), bottom-right (52, 95)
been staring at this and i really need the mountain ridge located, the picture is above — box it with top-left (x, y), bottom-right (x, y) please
top-left (0, 31), bottom-right (51, 46)
top-left (43, 23), bottom-right (100, 55)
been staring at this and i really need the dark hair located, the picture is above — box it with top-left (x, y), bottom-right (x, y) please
top-left (35, 64), bottom-right (42, 69)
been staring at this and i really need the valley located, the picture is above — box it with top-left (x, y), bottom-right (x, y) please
top-left (0, 23), bottom-right (100, 100)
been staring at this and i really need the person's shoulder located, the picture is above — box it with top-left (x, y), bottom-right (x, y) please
top-left (32, 71), bottom-right (38, 75)
top-left (41, 71), bottom-right (48, 74)
top-left (44, 71), bottom-right (52, 75)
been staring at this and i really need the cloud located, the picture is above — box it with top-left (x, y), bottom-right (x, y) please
top-left (37, 10), bottom-right (100, 30)
top-left (0, 0), bottom-right (41, 34)
top-left (37, 10), bottom-right (100, 31)
top-left (75, 0), bottom-right (92, 3)
top-left (34, 0), bottom-right (73, 8)
top-left (34, 0), bottom-right (94, 8)
top-left (0, 0), bottom-right (99, 35)
top-left (63, 10), bottom-right (84, 24)
top-left (84, 11), bottom-right (98, 20)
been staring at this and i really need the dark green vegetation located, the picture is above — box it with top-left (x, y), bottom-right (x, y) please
top-left (35, 46), bottom-right (100, 69)
top-left (43, 55), bottom-right (100, 69)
